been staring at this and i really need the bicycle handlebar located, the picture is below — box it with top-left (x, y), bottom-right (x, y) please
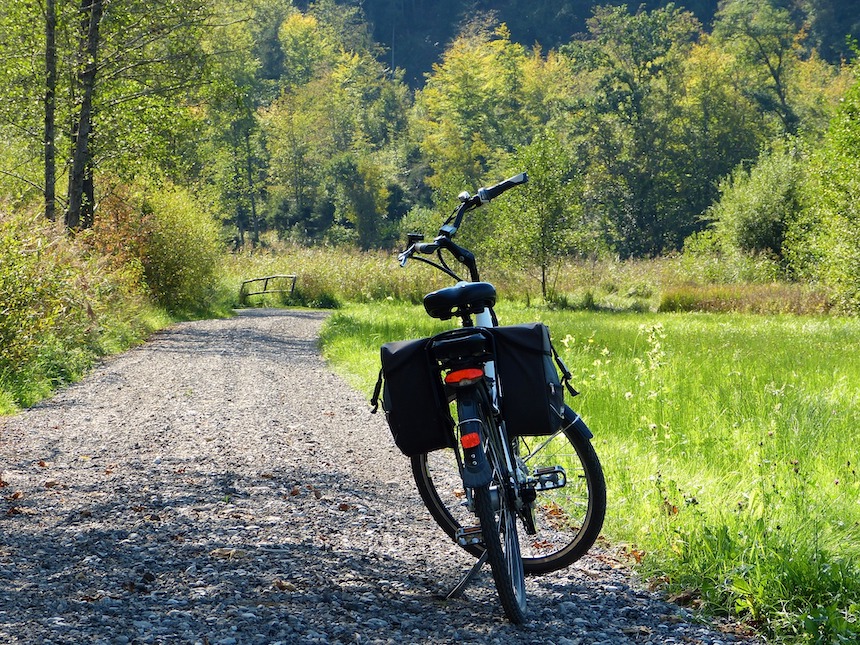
top-left (477, 172), bottom-right (527, 204)
top-left (398, 172), bottom-right (528, 275)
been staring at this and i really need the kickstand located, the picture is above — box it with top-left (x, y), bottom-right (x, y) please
top-left (446, 551), bottom-right (488, 600)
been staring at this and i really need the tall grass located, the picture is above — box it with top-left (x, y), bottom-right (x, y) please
top-left (224, 244), bottom-right (832, 315)
top-left (0, 208), bottom-right (171, 412)
top-left (319, 302), bottom-right (860, 643)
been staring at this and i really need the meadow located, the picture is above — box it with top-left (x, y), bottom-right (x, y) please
top-left (319, 300), bottom-right (860, 643)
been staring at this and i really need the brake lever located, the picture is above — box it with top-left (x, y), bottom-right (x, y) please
top-left (398, 245), bottom-right (414, 267)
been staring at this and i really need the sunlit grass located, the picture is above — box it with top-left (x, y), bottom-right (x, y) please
top-left (320, 302), bottom-right (860, 642)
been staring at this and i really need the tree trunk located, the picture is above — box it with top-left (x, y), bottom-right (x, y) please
top-left (244, 127), bottom-right (260, 246)
top-left (65, 0), bottom-right (103, 230)
top-left (44, 0), bottom-right (57, 221)
top-left (541, 264), bottom-right (547, 300)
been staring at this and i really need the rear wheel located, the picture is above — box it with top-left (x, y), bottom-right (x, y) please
top-left (411, 421), bottom-right (606, 574)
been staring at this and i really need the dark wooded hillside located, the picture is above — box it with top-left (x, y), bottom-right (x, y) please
top-left (339, 0), bottom-right (858, 85)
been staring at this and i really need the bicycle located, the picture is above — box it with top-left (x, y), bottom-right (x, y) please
top-left (371, 173), bottom-right (607, 623)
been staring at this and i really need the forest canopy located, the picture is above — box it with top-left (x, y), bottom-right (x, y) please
top-left (1, 0), bottom-right (859, 308)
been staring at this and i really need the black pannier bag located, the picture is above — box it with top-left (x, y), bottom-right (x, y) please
top-left (490, 323), bottom-right (576, 437)
top-left (373, 337), bottom-right (455, 456)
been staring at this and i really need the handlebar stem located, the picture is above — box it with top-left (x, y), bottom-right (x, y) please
top-left (436, 236), bottom-right (479, 282)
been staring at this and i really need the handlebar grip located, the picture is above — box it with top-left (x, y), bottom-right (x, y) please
top-left (415, 242), bottom-right (439, 254)
top-left (477, 172), bottom-right (528, 203)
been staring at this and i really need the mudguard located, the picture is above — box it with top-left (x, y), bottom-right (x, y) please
top-left (461, 439), bottom-right (493, 488)
top-left (563, 405), bottom-right (594, 440)
top-left (457, 395), bottom-right (493, 488)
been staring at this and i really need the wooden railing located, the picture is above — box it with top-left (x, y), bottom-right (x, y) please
top-left (239, 274), bottom-right (297, 305)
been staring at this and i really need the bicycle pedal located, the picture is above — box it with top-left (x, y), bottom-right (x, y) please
top-left (456, 525), bottom-right (484, 547)
top-left (533, 466), bottom-right (567, 491)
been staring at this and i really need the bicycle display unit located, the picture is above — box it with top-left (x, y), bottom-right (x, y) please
top-left (371, 173), bottom-right (607, 623)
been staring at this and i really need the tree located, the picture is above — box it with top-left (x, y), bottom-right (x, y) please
top-left (712, 0), bottom-right (801, 135)
top-left (674, 37), bottom-right (769, 225)
top-left (45, 0), bottom-right (58, 221)
top-left (262, 3), bottom-right (410, 246)
top-left (198, 2), bottom-right (274, 247)
top-left (414, 22), bottom-right (531, 203)
top-left (491, 131), bottom-right (593, 300)
top-left (706, 142), bottom-right (803, 258)
top-left (0, 2), bottom-right (59, 206)
top-left (787, 68), bottom-right (860, 312)
top-left (0, 0), bottom-right (214, 228)
top-left (65, 0), bottom-right (104, 230)
top-left (566, 4), bottom-right (702, 257)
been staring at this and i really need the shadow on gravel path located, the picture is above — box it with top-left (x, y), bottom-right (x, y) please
top-left (0, 309), bottom-right (760, 645)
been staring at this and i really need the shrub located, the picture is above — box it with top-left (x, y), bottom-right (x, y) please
top-left (681, 229), bottom-right (783, 283)
top-left (788, 71), bottom-right (860, 313)
top-left (0, 209), bottom-right (100, 406)
top-left (702, 143), bottom-right (803, 259)
top-left (140, 185), bottom-right (225, 313)
top-left (91, 182), bottom-right (225, 314)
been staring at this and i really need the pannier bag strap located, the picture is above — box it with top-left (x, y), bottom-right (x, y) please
top-left (370, 368), bottom-right (383, 413)
top-left (551, 344), bottom-right (579, 398)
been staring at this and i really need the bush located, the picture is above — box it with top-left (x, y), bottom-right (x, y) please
top-left (0, 183), bottom-right (223, 411)
top-left (704, 143), bottom-right (803, 259)
top-left (0, 208), bottom-right (139, 408)
top-left (92, 181), bottom-right (226, 314)
top-left (681, 233), bottom-right (784, 284)
top-left (788, 72), bottom-right (860, 313)
top-left (140, 185), bottom-right (225, 313)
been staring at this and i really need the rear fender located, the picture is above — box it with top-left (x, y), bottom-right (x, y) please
top-left (458, 393), bottom-right (493, 488)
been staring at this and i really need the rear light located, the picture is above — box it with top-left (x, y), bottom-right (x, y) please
top-left (460, 432), bottom-right (481, 449)
top-left (444, 367), bottom-right (484, 387)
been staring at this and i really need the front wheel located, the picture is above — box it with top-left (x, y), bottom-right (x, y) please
top-left (411, 421), bottom-right (606, 574)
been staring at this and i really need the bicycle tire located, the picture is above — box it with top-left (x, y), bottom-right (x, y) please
top-left (411, 422), bottom-right (606, 574)
top-left (473, 482), bottom-right (527, 623)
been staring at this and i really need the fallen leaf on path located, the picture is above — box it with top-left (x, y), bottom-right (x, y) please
top-left (210, 547), bottom-right (246, 559)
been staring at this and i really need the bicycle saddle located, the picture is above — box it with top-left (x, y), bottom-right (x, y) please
top-left (423, 281), bottom-right (496, 320)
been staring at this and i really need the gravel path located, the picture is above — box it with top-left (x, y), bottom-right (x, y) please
top-left (1, 309), bottom-right (761, 645)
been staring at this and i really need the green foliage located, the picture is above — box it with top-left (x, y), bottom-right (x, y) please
top-left (278, 11), bottom-right (337, 87)
top-left (565, 4), bottom-right (720, 256)
top-left (713, 0), bottom-right (801, 134)
top-left (0, 207), bottom-right (165, 409)
top-left (259, 3), bottom-right (411, 246)
top-left (705, 143), bottom-right (804, 258)
top-left (0, 211), bottom-right (92, 397)
top-left (413, 23), bottom-right (530, 201)
top-left (787, 69), bottom-right (860, 313)
top-left (137, 184), bottom-right (226, 313)
top-left (1, 0), bottom-right (853, 259)
top-left (488, 131), bottom-right (595, 300)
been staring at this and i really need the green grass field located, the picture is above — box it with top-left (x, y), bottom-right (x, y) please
top-left (320, 301), bottom-right (860, 643)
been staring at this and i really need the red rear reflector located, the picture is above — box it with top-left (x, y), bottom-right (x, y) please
top-left (444, 368), bottom-right (484, 385)
top-left (461, 432), bottom-right (481, 449)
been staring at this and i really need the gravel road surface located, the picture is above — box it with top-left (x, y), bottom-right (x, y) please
top-left (0, 309), bottom-right (761, 644)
